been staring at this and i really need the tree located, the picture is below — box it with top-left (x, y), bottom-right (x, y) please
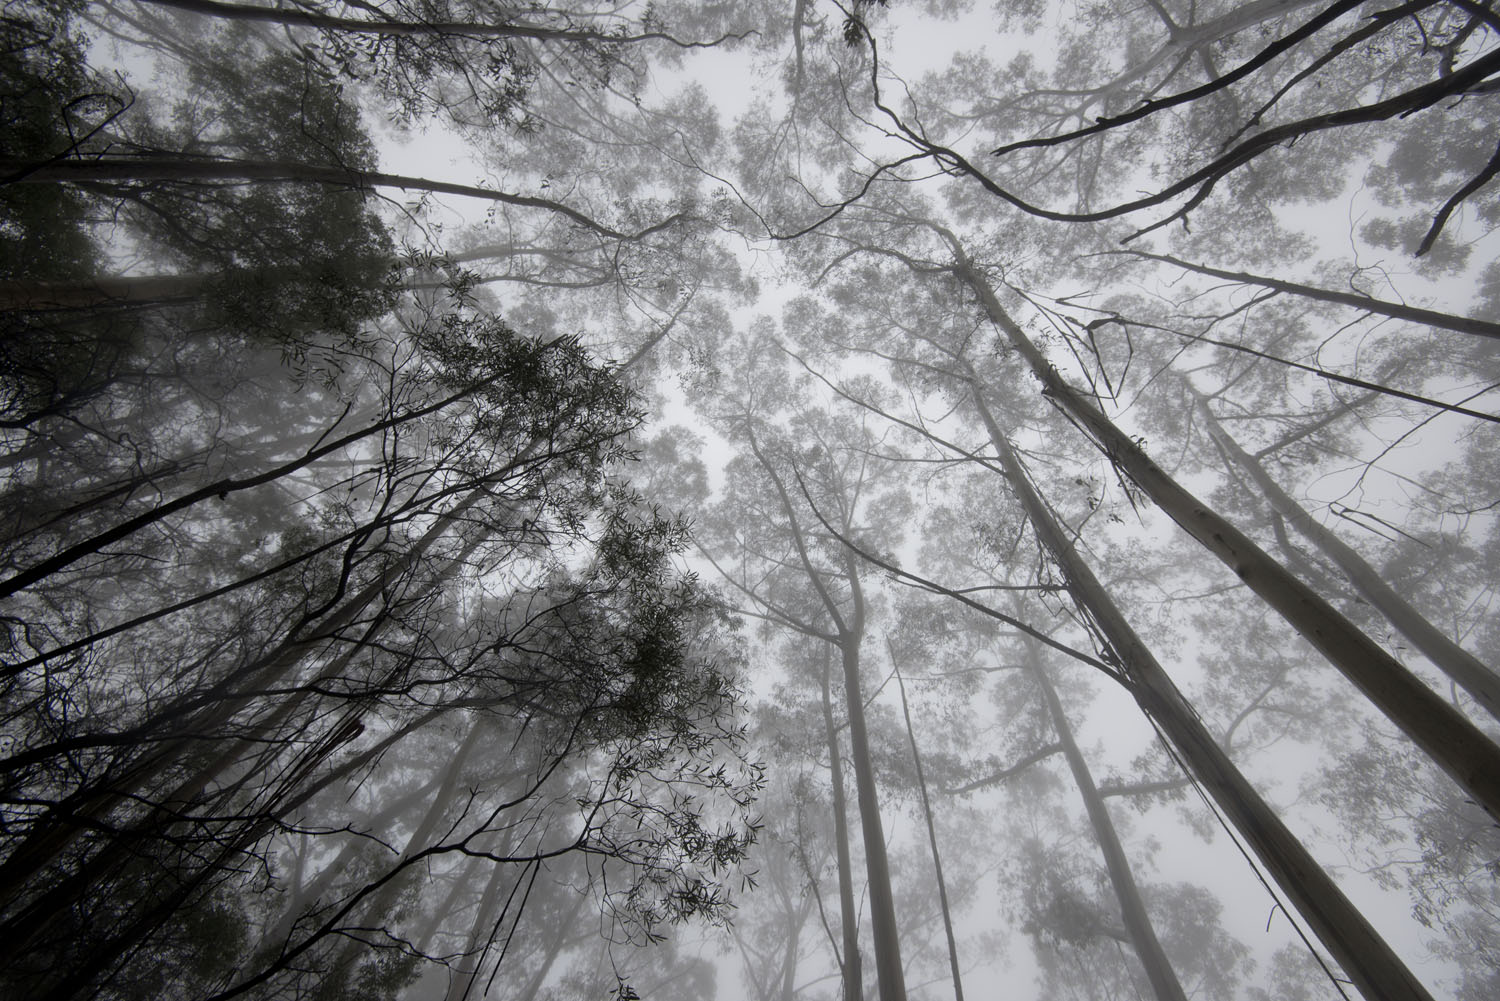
top-left (0, 301), bottom-right (761, 1000)
top-left (10, 2), bottom-right (1500, 999)
top-left (689, 373), bottom-right (913, 1001)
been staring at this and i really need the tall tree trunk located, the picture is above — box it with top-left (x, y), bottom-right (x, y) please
top-left (969, 393), bottom-right (1436, 1001)
top-left (946, 248), bottom-right (1500, 822)
top-left (1195, 396), bottom-right (1500, 720)
top-left (751, 433), bottom-right (905, 1001)
top-left (834, 555), bottom-right (908, 1001)
top-left (889, 647), bottom-right (965, 1001)
top-left (1022, 638), bottom-right (1188, 1001)
top-left (821, 645), bottom-right (865, 1001)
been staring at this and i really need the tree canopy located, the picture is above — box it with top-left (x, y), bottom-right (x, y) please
top-left (4, 2), bottom-right (1499, 1001)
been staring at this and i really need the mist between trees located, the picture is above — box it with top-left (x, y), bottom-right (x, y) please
top-left (2, 2), bottom-right (1498, 1000)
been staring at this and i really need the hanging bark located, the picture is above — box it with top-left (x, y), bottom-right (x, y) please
top-left (1195, 394), bottom-right (1500, 721)
top-left (969, 391), bottom-right (1436, 1001)
top-left (1021, 637), bottom-right (1187, 1001)
top-left (945, 246), bottom-right (1500, 823)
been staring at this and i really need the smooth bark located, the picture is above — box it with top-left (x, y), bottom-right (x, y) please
top-left (1197, 395), bottom-right (1500, 720)
top-left (969, 390), bottom-right (1436, 1001)
top-left (891, 649), bottom-right (965, 1001)
top-left (1023, 639), bottom-right (1188, 1001)
top-left (820, 646), bottom-right (865, 1001)
top-left (947, 248), bottom-right (1500, 823)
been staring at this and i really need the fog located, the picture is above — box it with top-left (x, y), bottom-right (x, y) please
top-left (3, 3), bottom-right (1498, 1001)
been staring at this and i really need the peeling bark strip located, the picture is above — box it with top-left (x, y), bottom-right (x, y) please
top-left (949, 252), bottom-right (1500, 826)
top-left (969, 396), bottom-right (1436, 1001)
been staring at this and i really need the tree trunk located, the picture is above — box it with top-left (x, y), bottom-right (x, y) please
top-left (890, 647), bottom-right (965, 1001)
top-left (834, 556), bottom-right (908, 1001)
top-left (751, 434), bottom-right (904, 1001)
top-left (970, 392), bottom-right (1436, 1001)
top-left (1195, 395), bottom-right (1500, 720)
top-left (821, 645), bottom-right (865, 1001)
top-left (948, 250), bottom-right (1500, 823)
top-left (1022, 638), bottom-right (1188, 1001)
